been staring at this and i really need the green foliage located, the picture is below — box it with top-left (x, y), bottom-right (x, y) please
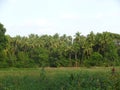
top-left (16, 52), bottom-right (31, 68)
top-left (0, 23), bottom-right (120, 67)
top-left (4, 32), bottom-right (120, 67)
top-left (7, 53), bottom-right (17, 67)
top-left (0, 51), bottom-right (8, 68)
top-left (0, 67), bottom-right (120, 90)
top-left (84, 52), bottom-right (103, 67)
top-left (0, 23), bottom-right (7, 51)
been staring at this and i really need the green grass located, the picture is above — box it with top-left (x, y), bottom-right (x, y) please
top-left (0, 67), bottom-right (120, 90)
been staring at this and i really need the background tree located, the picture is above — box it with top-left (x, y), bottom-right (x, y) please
top-left (0, 23), bottom-right (7, 51)
top-left (0, 23), bottom-right (8, 67)
top-left (0, 23), bottom-right (120, 68)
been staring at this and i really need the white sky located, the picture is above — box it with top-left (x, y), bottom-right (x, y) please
top-left (0, 0), bottom-right (120, 36)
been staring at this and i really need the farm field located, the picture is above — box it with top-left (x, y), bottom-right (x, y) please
top-left (0, 67), bottom-right (120, 90)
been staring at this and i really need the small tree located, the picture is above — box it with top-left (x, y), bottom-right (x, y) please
top-left (84, 52), bottom-right (103, 67)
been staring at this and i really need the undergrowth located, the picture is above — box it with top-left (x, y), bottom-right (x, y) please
top-left (0, 67), bottom-right (119, 90)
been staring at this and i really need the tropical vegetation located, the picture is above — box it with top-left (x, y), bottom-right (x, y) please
top-left (0, 23), bottom-right (120, 68)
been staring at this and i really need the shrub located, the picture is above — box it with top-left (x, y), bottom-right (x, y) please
top-left (84, 52), bottom-right (103, 66)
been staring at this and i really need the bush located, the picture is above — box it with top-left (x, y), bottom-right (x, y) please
top-left (84, 52), bottom-right (103, 66)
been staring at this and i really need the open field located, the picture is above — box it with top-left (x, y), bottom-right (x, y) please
top-left (0, 67), bottom-right (120, 90)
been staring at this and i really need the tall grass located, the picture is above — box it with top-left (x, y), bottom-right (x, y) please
top-left (0, 67), bottom-right (119, 90)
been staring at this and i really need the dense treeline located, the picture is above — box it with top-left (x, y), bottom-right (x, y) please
top-left (0, 23), bottom-right (120, 67)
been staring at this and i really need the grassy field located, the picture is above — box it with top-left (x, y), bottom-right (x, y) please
top-left (0, 67), bottom-right (120, 90)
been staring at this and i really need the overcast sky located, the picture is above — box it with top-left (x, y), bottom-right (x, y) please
top-left (0, 0), bottom-right (120, 36)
